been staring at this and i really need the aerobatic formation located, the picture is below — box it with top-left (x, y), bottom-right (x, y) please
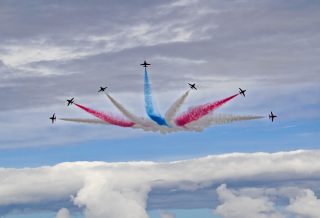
top-left (51, 60), bottom-right (276, 133)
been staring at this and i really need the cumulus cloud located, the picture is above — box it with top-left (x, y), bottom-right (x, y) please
top-left (286, 189), bottom-right (320, 218)
top-left (55, 208), bottom-right (71, 218)
top-left (73, 174), bottom-right (151, 218)
top-left (160, 211), bottom-right (176, 218)
top-left (213, 185), bottom-right (320, 218)
top-left (214, 184), bottom-right (283, 218)
top-left (1, 150), bottom-right (320, 217)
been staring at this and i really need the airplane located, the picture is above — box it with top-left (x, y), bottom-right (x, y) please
top-left (98, 86), bottom-right (107, 92)
top-left (140, 60), bottom-right (150, 68)
top-left (269, 111), bottom-right (277, 122)
top-left (188, 83), bottom-right (197, 90)
top-left (239, 88), bottom-right (246, 97)
top-left (67, 97), bottom-right (74, 106)
top-left (49, 113), bottom-right (56, 124)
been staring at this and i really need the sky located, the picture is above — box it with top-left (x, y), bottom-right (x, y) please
top-left (0, 0), bottom-right (319, 217)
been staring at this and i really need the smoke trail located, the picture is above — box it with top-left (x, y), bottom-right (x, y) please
top-left (104, 92), bottom-right (161, 131)
top-left (186, 114), bottom-right (264, 131)
top-left (175, 94), bottom-right (239, 126)
top-left (105, 93), bottom-right (149, 125)
top-left (75, 103), bottom-right (135, 127)
top-left (59, 118), bottom-right (110, 125)
top-left (144, 68), bottom-right (168, 126)
top-left (165, 91), bottom-right (189, 125)
top-left (59, 114), bottom-right (262, 134)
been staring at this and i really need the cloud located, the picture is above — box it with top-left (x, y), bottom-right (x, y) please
top-left (0, 0), bottom-right (319, 147)
top-left (1, 150), bottom-right (320, 217)
top-left (160, 211), bottom-right (176, 218)
top-left (286, 188), bottom-right (320, 218)
top-left (214, 184), bottom-right (284, 218)
top-left (0, 0), bottom-right (211, 72)
top-left (55, 208), bottom-right (71, 218)
top-left (73, 174), bottom-right (151, 218)
top-left (213, 184), bottom-right (320, 218)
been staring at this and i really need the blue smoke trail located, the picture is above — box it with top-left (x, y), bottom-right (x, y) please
top-left (144, 68), bottom-right (168, 126)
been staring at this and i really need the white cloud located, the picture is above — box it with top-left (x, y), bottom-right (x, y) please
top-left (168, 0), bottom-right (199, 8)
top-left (286, 189), bottom-right (320, 218)
top-left (153, 55), bottom-right (207, 65)
top-left (55, 208), bottom-right (71, 218)
top-left (160, 211), bottom-right (176, 218)
top-left (73, 174), bottom-right (151, 218)
top-left (213, 185), bottom-right (320, 218)
top-left (214, 184), bottom-right (284, 218)
top-left (0, 43), bottom-right (90, 67)
top-left (1, 150), bottom-right (320, 217)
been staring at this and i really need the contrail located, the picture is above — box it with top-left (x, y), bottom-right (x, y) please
top-left (59, 114), bottom-right (263, 133)
top-left (165, 91), bottom-right (189, 125)
top-left (104, 92), bottom-right (159, 130)
top-left (75, 103), bottom-right (135, 127)
top-left (60, 117), bottom-right (161, 131)
top-left (59, 118), bottom-right (110, 125)
top-left (144, 68), bottom-right (168, 126)
top-left (175, 94), bottom-right (239, 126)
top-left (104, 92), bottom-right (152, 126)
top-left (186, 114), bottom-right (264, 131)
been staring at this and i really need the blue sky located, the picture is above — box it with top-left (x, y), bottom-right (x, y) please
top-left (1, 119), bottom-right (319, 168)
top-left (0, 0), bottom-right (320, 217)
top-left (4, 209), bottom-right (217, 218)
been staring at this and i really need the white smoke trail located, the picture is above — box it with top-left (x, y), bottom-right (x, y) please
top-left (59, 118), bottom-right (110, 125)
top-left (104, 93), bottom-right (151, 125)
top-left (104, 93), bottom-right (164, 131)
top-left (60, 115), bottom-right (263, 133)
top-left (165, 91), bottom-right (189, 125)
top-left (59, 117), bottom-right (176, 133)
top-left (186, 114), bottom-right (264, 131)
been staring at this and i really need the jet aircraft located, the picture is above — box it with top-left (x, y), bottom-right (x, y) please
top-left (67, 97), bottom-right (74, 106)
top-left (140, 60), bottom-right (150, 68)
top-left (269, 111), bottom-right (277, 122)
top-left (98, 86), bottom-right (108, 92)
top-left (239, 88), bottom-right (246, 97)
top-left (188, 83), bottom-right (197, 90)
top-left (49, 113), bottom-right (56, 124)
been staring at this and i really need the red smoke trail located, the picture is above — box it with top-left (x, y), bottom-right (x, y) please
top-left (175, 94), bottom-right (239, 126)
top-left (75, 103), bottom-right (135, 127)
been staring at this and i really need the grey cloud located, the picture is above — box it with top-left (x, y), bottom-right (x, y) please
top-left (0, 0), bottom-right (165, 41)
top-left (0, 0), bottom-right (319, 146)
top-left (0, 0), bottom-right (318, 109)
top-left (0, 0), bottom-right (215, 111)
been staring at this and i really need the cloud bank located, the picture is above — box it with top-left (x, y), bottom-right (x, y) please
top-left (1, 150), bottom-right (320, 217)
